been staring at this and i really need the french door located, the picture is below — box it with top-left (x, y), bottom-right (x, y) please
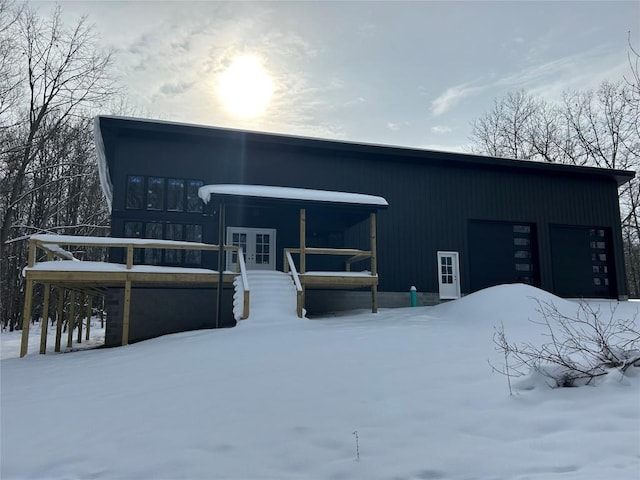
top-left (226, 227), bottom-right (276, 271)
top-left (437, 251), bottom-right (461, 300)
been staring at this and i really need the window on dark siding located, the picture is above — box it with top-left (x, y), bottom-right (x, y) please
top-left (165, 223), bottom-right (184, 264)
top-left (126, 176), bottom-right (144, 209)
top-left (123, 221), bottom-right (144, 264)
top-left (167, 179), bottom-right (185, 212)
top-left (186, 180), bottom-right (203, 213)
top-left (184, 224), bottom-right (203, 265)
top-left (144, 222), bottom-right (163, 264)
top-left (147, 177), bottom-right (165, 210)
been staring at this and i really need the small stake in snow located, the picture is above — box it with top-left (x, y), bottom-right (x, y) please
top-left (352, 430), bottom-right (360, 461)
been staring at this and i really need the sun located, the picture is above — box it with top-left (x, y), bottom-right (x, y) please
top-left (217, 55), bottom-right (274, 118)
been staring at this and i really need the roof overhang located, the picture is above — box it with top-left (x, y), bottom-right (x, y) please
top-left (198, 184), bottom-right (389, 211)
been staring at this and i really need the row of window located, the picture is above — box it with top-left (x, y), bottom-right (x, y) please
top-left (124, 221), bottom-right (203, 266)
top-left (126, 175), bottom-right (204, 213)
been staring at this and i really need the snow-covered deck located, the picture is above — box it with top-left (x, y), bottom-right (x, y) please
top-left (19, 235), bottom-right (247, 358)
top-left (23, 260), bottom-right (236, 285)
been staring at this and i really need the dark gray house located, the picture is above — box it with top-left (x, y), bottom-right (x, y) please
top-left (94, 116), bottom-right (634, 344)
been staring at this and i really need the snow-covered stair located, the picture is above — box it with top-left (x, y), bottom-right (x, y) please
top-left (233, 270), bottom-right (299, 321)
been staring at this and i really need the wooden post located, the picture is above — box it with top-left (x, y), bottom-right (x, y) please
top-left (300, 209), bottom-right (306, 274)
top-left (67, 291), bottom-right (76, 348)
top-left (19, 276), bottom-right (34, 358)
top-left (216, 201), bottom-right (226, 329)
top-left (126, 244), bottom-right (133, 269)
top-left (39, 252), bottom-right (53, 354)
top-left (39, 283), bottom-right (51, 354)
top-left (27, 238), bottom-right (36, 268)
top-left (85, 295), bottom-right (92, 341)
top-left (77, 294), bottom-right (84, 344)
top-left (100, 296), bottom-right (104, 328)
top-left (370, 212), bottom-right (378, 314)
top-left (55, 288), bottom-right (64, 352)
top-left (122, 279), bottom-right (132, 346)
top-left (297, 291), bottom-right (303, 318)
top-left (299, 208), bottom-right (306, 317)
top-left (243, 290), bottom-right (250, 319)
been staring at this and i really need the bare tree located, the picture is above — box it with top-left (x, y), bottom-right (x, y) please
top-left (0, 3), bottom-right (116, 330)
top-left (0, 4), bottom-right (114, 250)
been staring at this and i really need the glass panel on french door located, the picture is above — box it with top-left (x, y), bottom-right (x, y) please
top-left (231, 232), bottom-right (247, 264)
top-left (255, 233), bottom-right (270, 265)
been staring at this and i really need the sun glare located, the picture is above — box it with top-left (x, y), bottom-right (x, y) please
top-left (217, 55), bottom-right (274, 118)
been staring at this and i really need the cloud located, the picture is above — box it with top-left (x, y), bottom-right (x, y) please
top-left (430, 82), bottom-right (484, 116)
top-left (157, 81), bottom-right (194, 97)
top-left (430, 45), bottom-right (627, 117)
top-left (431, 125), bottom-right (452, 134)
top-left (387, 122), bottom-right (400, 131)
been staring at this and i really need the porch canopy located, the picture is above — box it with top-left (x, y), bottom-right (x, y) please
top-left (199, 184), bottom-right (389, 316)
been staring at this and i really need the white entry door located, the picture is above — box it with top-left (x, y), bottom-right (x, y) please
top-left (437, 251), bottom-right (461, 300)
top-left (226, 227), bottom-right (276, 271)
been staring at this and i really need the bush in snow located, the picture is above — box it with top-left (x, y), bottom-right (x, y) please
top-left (492, 300), bottom-right (640, 390)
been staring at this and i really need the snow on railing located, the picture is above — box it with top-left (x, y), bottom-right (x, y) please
top-left (285, 250), bottom-right (304, 318)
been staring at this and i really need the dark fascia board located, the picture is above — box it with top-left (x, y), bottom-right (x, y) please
top-left (96, 115), bottom-right (636, 187)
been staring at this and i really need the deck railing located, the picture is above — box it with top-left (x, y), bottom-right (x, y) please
top-left (20, 234), bottom-right (251, 357)
top-left (283, 247), bottom-right (373, 274)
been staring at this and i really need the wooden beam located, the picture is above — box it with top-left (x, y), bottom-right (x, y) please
top-left (300, 275), bottom-right (378, 288)
top-left (67, 291), bottom-right (76, 349)
top-left (55, 288), bottom-right (64, 352)
top-left (85, 295), bottom-right (92, 341)
top-left (39, 283), bottom-right (51, 354)
top-left (19, 277), bottom-right (34, 358)
top-left (122, 279), bottom-right (132, 346)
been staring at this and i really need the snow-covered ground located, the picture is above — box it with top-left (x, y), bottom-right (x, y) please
top-left (1, 284), bottom-right (639, 479)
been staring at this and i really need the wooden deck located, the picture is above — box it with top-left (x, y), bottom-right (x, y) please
top-left (19, 235), bottom-right (248, 358)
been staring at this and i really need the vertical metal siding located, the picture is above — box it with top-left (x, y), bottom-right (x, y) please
top-left (105, 123), bottom-right (628, 298)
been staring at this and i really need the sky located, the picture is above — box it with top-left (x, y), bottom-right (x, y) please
top-left (45, 1), bottom-right (640, 153)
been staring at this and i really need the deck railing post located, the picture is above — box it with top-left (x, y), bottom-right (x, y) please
top-left (126, 244), bottom-right (134, 269)
top-left (39, 283), bottom-right (51, 354)
top-left (216, 201), bottom-right (226, 329)
top-left (300, 209), bottom-right (306, 274)
top-left (370, 212), bottom-right (378, 313)
top-left (122, 280), bottom-right (132, 346)
top-left (86, 295), bottom-right (92, 341)
top-left (55, 288), bottom-right (64, 352)
top-left (67, 291), bottom-right (76, 348)
top-left (19, 276), bottom-right (34, 358)
top-left (300, 208), bottom-right (306, 316)
top-left (77, 294), bottom-right (85, 344)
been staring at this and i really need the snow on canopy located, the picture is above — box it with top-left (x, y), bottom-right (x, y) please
top-left (199, 184), bottom-right (389, 207)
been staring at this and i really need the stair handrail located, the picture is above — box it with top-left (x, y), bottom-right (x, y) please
top-left (285, 250), bottom-right (304, 318)
top-left (236, 247), bottom-right (250, 319)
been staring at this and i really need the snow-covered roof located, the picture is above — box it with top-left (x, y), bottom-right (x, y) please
top-left (198, 184), bottom-right (389, 207)
top-left (30, 234), bottom-right (213, 248)
top-left (93, 117), bottom-right (113, 211)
